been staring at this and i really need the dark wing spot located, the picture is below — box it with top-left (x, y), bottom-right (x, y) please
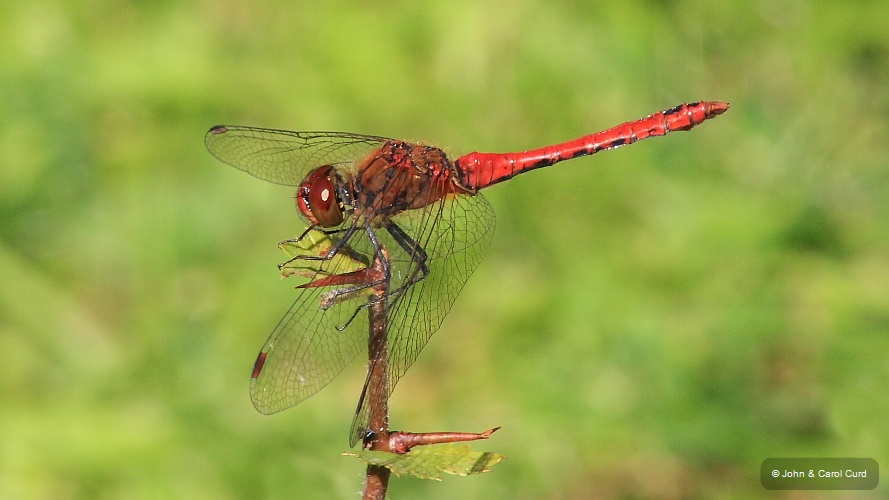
top-left (251, 352), bottom-right (268, 379)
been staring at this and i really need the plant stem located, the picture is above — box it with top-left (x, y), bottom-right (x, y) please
top-left (362, 250), bottom-right (391, 499)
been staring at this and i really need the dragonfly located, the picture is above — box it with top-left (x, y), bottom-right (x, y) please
top-left (205, 101), bottom-right (729, 446)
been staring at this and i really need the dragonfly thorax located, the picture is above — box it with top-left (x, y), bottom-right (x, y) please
top-left (296, 165), bottom-right (352, 227)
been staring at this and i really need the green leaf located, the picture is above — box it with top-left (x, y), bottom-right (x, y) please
top-left (344, 444), bottom-right (506, 480)
top-left (278, 228), bottom-right (364, 279)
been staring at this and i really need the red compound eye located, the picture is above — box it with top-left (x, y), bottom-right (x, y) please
top-left (296, 165), bottom-right (344, 227)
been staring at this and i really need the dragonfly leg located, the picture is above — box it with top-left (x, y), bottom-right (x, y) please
top-left (307, 224), bottom-right (392, 318)
top-left (277, 223), bottom-right (372, 270)
top-left (385, 221), bottom-right (430, 292)
top-left (332, 220), bottom-right (432, 325)
top-left (329, 226), bottom-right (395, 333)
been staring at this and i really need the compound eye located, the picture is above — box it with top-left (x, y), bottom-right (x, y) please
top-left (296, 166), bottom-right (344, 227)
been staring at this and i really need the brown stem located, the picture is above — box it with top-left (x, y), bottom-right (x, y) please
top-left (363, 464), bottom-right (389, 500)
top-left (362, 248), bottom-right (391, 500)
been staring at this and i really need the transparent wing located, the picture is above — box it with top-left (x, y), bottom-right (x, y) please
top-left (205, 126), bottom-right (391, 186)
top-left (348, 191), bottom-right (495, 445)
top-left (249, 227), bottom-right (375, 414)
top-left (248, 189), bottom-right (494, 444)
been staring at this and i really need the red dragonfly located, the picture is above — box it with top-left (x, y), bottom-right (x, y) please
top-left (206, 101), bottom-right (728, 446)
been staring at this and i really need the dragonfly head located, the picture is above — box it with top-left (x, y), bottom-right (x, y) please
top-left (296, 165), bottom-right (350, 227)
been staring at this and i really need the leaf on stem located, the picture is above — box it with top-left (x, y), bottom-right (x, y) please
top-left (278, 228), bottom-right (365, 280)
top-left (344, 444), bottom-right (506, 480)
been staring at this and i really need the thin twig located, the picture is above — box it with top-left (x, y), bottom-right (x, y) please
top-left (362, 249), bottom-right (391, 499)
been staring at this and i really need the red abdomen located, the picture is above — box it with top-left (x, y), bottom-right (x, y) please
top-left (454, 101), bottom-right (729, 191)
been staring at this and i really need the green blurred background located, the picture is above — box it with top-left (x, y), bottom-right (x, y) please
top-left (2, 1), bottom-right (887, 498)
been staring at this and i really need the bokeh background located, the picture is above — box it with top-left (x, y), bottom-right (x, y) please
top-left (2, 1), bottom-right (887, 498)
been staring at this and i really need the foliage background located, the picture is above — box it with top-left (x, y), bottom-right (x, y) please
top-left (2, 1), bottom-right (887, 498)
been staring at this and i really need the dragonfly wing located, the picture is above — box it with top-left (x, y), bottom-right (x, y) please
top-left (205, 126), bottom-right (391, 186)
top-left (348, 191), bottom-right (495, 445)
top-left (249, 225), bottom-right (378, 414)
